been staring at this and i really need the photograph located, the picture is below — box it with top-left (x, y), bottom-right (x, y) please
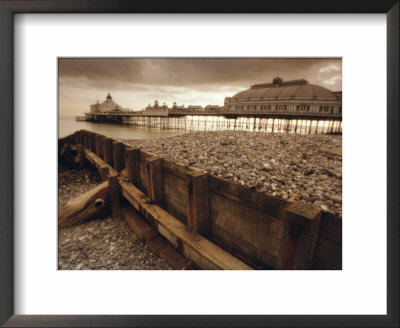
top-left (58, 58), bottom-right (342, 270)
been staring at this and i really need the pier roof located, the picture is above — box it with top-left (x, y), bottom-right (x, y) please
top-left (232, 78), bottom-right (339, 101)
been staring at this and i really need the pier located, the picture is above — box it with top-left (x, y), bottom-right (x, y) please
top-left (76, 110), bottom-right (342, 134)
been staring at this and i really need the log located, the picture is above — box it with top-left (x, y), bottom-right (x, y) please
top-left (58, 181), bottom-right (110, 229)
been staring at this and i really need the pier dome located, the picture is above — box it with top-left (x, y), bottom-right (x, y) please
top-left (232, 79), bottom-right (336, 101)
top-left (106, 93), bottom-right (112, 100)
top-left (226, 78), bottom-right (341, 115)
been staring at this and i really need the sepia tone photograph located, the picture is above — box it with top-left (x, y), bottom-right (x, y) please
top-left (58, 58), bottom-right (342, 270)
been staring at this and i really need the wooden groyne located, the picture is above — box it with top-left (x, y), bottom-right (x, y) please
top-left (59, 130), bottom-right (342, 270)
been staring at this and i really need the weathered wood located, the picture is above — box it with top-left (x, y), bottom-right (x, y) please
top-left (58, 181), bottom-right (109, 229)
top-left (119, 181), bottom-right (251, 270)
top-left (187, 171), bottom-right (210, 237)
top-left (163, 171), bottom-right (188, 225)
top-left (112, 141), bottom-right (125, 172)
top-left (102, 137), bottom-right (114, 166)
top-left (84, 148), bottom-right (118, 177)
top-left (146, 157), bottom-right (164, 205)
top-left (60, 143), bottom-right (75, 165)
top-left (126, 148), bottom-right (141, 187)
top-left (277, 202), bottom-right (322, 270)
top-left (163, 158), bottom-right (199, 179)
top-left (312, 237), bottom-right (342, 270)
top-left (76, 144), bottom-right (85, 169)
top-left (122, 207), bottom-right (193, 269)
top-left (108, 175), bottom-right (121, 219)
top-left (99, 166), bottom-right (110, 181)
top-left (210, 191), bottom-right (284, 267)
top-left (209, 175), bottom-right (289, 220)
top-left (95, 135), bottom-right (105, 159)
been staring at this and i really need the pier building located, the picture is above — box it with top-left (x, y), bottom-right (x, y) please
top-left (225, 77), bottom-right (342, 115)
top-left (90, 93), bottom-right (129, 113)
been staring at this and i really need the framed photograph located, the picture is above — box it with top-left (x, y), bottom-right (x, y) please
top-left (1, 1), bottom-right (398, 327)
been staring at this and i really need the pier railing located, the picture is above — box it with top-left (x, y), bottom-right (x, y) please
top-left (59, 130), bottom-right (342, 270)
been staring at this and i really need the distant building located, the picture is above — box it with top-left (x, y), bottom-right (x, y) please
top-left (90, 93), bottom-right (129, 113)
top-left (204, 105), bottom-right (224, 112)
top-left (225, 77), bottom-right (342, 115)
top-left (186, 105), bottom-right (203, 112)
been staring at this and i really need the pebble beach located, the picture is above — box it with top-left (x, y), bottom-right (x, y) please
top-left (58, 168), bottom-right (173, 270)
top-left (124, 131), bottom-right (342, 217)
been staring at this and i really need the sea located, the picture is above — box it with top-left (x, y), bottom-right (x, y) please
top-left (59, 115), bottom-right (186, 140)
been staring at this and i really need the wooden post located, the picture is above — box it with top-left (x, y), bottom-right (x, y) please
top-left (146, 157), bottom-right (164, 205)
top-left (83, 130), bottom-right (89, 148)
top-left (126, 148), bottom-right (141, 186)
top-left (277, 202), bottom-right (322, 270)
top-left (77, 144), bottom-right (85, 169)
top-left (112, 141), bottom-right (125, 172)
top-left (87, 132), bottom-right (94, 151)
top-left (99, 166), bottom-right (110, 181)
top-left (95, 135), bottom-right (105, 159)
top-left (108, 175), bottom-right (121, 219)
top-left (102, 137), bottom-right (113, 166)
top-left (186, 171), bottom-right (210, 237)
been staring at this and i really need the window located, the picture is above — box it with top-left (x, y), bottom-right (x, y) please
top-left (297, 105), bottom-right (310, 112)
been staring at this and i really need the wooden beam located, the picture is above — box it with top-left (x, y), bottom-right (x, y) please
top-left (58, 181), bottom-right (109, 229)
top-left (112, 141), bottom-right (125, 172)
top-left (126, 148), bottom-right (141, 187)
top-left (84, 148), bottom-right (118, 177)
top-left (119, 181), bottom-right (252, 270)
top-left (186, 171), bottom-right (210, 237)
top-left (277, 202), bottom-right (322, 270)
top-left (122, 207), bottom-right (193, 270)
top-left (146, 156), bottom-right (164, 206)
top-left (108, 175), bottom-right (121, 219)
top-left (76, 144), bottom-right (85, 169)
top-left (102, 137), bottom-right (114, 166)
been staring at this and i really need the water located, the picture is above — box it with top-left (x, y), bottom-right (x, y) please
top-left (59, 115), bottom-right (187, 140)
top-left (60, 115), bottom-right (342, 139)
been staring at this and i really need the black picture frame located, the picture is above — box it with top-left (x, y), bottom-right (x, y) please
top-left (0, 1), bottom-right (398, 327)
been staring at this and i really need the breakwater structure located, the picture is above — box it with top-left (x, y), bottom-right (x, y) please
top-left (75, 78), bottom-right (342, 134)
top-left (59, 130), bottom-right (342, 270)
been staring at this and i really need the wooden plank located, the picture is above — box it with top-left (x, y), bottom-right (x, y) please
top-left (146, 156), bottom-right (164, 206)
top-left (209, 175), bottom-right (289, 220)
top-left (58, 181), bottom-right (109, 229)
top-left (126, 148), bottom-right (141, 187)
top-left (95, 135), bottom-right (105, 159)
top-left (318, 212), bottom-right (342, 243)
top-left (187, 172), bottom-right (210, 237)
top-left (119, 181), bottom-right (252, 270)
top-left (210, 192), bottom-right (284, 259)
top-left (163, 158), bottom-right (202, 179)
top-left (312, 237), bottom-right (342, 270)
top-left (108, 175), bottom-right (121, 219)
top-left (76, 144), bottom-right (85, 169)
top-left (210, 224), bottom-right (276, 269)
top-left (84, 148), bottom-right (118, 177)
top-left (102, 137), bottom-right (114, 166)
top-left (277, 202), bottom-right (322, 270)
top-left (138, 151), bottom-right (149, 195)
top-left (163, 172), bottom-right (188, 225)
top-left (122, 207), bottom-right (192, 270)
top-left (112, 141), bottom-right (125, 172)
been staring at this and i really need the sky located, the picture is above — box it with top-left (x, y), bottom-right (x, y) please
top-left (58, 58), bottom-right (342, 116)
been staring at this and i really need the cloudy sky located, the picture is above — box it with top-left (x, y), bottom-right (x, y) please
top-left (58, 58), bottom-right (342, 115)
